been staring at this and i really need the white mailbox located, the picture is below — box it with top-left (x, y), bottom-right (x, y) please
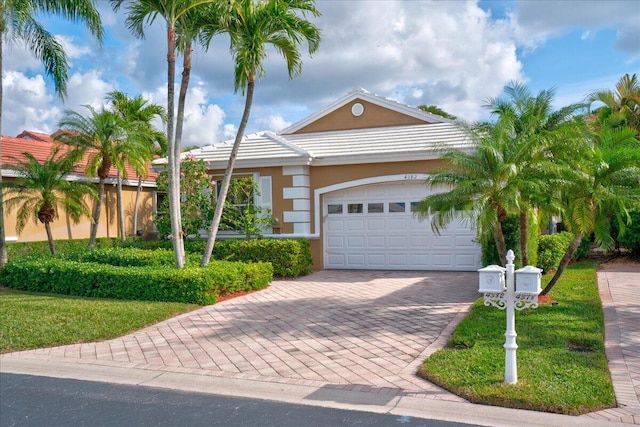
top-left (478, 265), bottom-right (506, 293)
top-left (515, 266), bottom-right (543, 294)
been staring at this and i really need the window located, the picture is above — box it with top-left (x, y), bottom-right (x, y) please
top-left (389, 202), bottom-right (405, 213)
top-left (410, 201), bottom-right (420, 212)
top-left (328, 204), bottom-right (343, 214)
top-left (348, 203), bottom-right (363, 213)
top-left (367, 203), bottom-right (384, 213)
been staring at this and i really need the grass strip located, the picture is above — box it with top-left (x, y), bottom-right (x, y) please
top-left (419, 261), bottom-right (615, 415)
top-left (0, 289), bottom-right (197, 354)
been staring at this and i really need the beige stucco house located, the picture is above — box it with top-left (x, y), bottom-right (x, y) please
top-left (161, 89), bottom-right (482, 271)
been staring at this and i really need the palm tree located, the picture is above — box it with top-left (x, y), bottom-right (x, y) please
top-left (541, 123), bottom-right (640, 295)
top-left (484, 82), bottom-right (585, 265)
top-left (2, 148), bottom-right (96, 255)
top-left (55, 106), bottom-right (123, 248)
top-left (111, 0), bottom-right (220, 267)
top-left (106, 90), bottom-right (166, 241)
top-left (201, 0), bottom-right (321, 266)
top-left (0, 0), bottom-right (103, 267)
top-left (413, 122), bottom-right (521, 266)
top-left (587, 73), bottom-right (640, 131)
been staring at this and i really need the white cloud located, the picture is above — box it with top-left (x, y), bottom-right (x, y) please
top-left (1, 72), bottom-right (62, 136)
top-left (56, 35), bottom-right (92, 60)
top-left (509, 0), bottom-right (640, 57)
top-left (254, 114), bottom-right (292, 133)
top-left (64, 70), bottom-right (114, 112)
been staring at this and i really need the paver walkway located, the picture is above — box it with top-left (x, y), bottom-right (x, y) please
top-left (583, 266), bottom-right (640, 424)
top-left (1, 270), bottom-right (478, 401)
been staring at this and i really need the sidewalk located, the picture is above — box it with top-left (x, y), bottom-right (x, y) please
top-left (582, 266), bottom-right (640, 424)
top-left (1, 268), bottom-right (639, 425)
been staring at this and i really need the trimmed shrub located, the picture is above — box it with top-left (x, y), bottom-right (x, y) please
top-left (68, 247), bottom-right (192, 267)
top-left (6, 238), bottom-right (118, 260)
top-left (0, 258), bottom-right (272, 304)
top-left (212, 239), bottom-right (312, 277)
top-left (537, 232), bottom-right (574, 273)
top-left (123, 238), bottom-right (311, 277)
top-left (618, 210), bottom-right (640, 254)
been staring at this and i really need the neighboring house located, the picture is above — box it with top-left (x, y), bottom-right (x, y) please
top-left (156, 89), bottom-right (482, 271)
top-left (1, 130), bottom-right (158, 242)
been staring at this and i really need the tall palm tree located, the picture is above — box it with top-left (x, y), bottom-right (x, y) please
top-left (55, 106), bottom-right (123, 248)
top-left (2, 148), bottom-right (96, 255)
top-left (541, 123), bottom-right (640, 294)
top-left (0, 0), bottom-right (103, 267)
top-left (106, 90), bottom-right (166, 241)
top-left (111, 0), bottom-right (220, 267)
top-left (484, 82), bottom-right (585, 265)
top-left (201, 0), bottom-right (321, 266)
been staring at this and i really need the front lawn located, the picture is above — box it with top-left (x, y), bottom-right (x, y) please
top-left (0, 289), bottom-right (197, 354)
top-left (419, 261), bottom-right (615, 415)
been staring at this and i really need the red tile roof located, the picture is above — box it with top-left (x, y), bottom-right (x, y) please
top-left (1, 131), bottom-right (158, 182)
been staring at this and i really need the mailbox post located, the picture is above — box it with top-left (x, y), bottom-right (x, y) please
top-left (478, 249), bottom-right (541, 384)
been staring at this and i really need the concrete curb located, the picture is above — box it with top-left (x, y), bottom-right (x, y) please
top-left (1, 357), bottom-right (630, 427)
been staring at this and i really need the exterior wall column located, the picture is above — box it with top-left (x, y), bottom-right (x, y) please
top-left (282, 166), bottom-right (310, 234)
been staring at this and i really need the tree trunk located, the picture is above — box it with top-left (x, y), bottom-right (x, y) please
top-left (540, 232), bottom-right (583, 295)
top-left (493, 220), bottom-right (508, 266)
top-left (519, 210), bottom-right (529, 266)
top-left (88, 178), bottom-right (105, 249)
top-left (132, 175), bottom-right (142, 241)
top-left (45, 222), bottom-right (56, 255)
top-left (166, 24), bottom-right (185, 268)
top-left (0, 35), bottom-right (7, 267)
top-left (202, 78), bottom-right (256, 266)
top-left (117, 170), bottom-right (125, 242)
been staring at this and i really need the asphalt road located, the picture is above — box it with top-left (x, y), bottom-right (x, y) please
top-left (1, 373), bottom-right (477, 427)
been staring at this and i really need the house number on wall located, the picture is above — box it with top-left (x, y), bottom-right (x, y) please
top-left (404, 174), bottom-right (419, 180)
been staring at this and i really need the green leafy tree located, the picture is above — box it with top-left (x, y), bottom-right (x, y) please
top-left (55, 106), bottom-right (123, 249)
top-left (111, 0), bottom-right (221, 268)
top-left (201, 0), bottom-right (321, 266)
top-left (418, 105), bottom-right (456, 120)
top-left (587, 73), bottom-right (640, 131)
top-left (2, 148), bottom-right (96, 255)
top-left (155, 155), bottom-right (214, 238)
top-left (0, 0), bottom-right (103, 267)
top-left (541, 123), bottom-right (640, 294)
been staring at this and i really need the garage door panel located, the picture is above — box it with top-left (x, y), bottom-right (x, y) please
top-left (367, 235), bottom-right (385, 247)
top-left (327, 235), bottom-right (345, 249)
top-left (324, 182), bottom-right (481, 271)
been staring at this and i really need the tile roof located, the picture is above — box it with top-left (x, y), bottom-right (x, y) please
top-left (1, 131), bottom-right (158, 185)
top-left (157, 122), bottom-right (472, 169)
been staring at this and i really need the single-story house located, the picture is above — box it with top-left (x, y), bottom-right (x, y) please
top-left (1, 130), bottom-right (158, 242)
top-left (158, 88), bottom-right (482, 271)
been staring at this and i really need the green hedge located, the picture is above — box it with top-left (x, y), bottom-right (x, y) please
top-left (537, 232), bottom-right (574, 273)
top-left (211, 239), bottom-right (312, 277)
top-left (0, 258), bottom-right (272, 304)
top-left (67, 247), bottom-right (197, 267)
top-left (123, 238), bottom-right (312, 277)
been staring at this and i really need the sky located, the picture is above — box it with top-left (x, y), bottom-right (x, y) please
top-left (2, 0), bottom-right (639, 147)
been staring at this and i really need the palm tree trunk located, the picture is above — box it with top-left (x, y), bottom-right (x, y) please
top-left (519, 210), bottom-right (529, 266)
top-left (175, 39), bottom-right (191, 161)
top-left (117, 170), bottom-right (125, 242)
top-left (0, 35), bottom-right (7, 268)
top-left (540, 232), bottom-right (583, 295)
top-left (45, 222), bottom-right (56, 255)
top-left (493, 220), bottom-right (508, 266)
top-left (166, 24), bottom-right (185, 268)
top-left (202, 78), bottom-right (255, 266)
top-left (89, 178), bottom-right (105, 249)
top-left (132, 175), bottom-right (142, 241)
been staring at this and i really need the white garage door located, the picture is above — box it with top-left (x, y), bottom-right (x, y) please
top-left (323, 182), bottom-right (482, 271)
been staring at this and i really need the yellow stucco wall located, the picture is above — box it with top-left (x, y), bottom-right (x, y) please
top-left (3, 179), bottom-right (156, 243)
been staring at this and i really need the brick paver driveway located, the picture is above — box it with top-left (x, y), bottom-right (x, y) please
top-left (4, 270), bottom-right (479, 400)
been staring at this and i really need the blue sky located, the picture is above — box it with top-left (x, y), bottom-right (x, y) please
top-left (3, 0), bottom-right (639, 147)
